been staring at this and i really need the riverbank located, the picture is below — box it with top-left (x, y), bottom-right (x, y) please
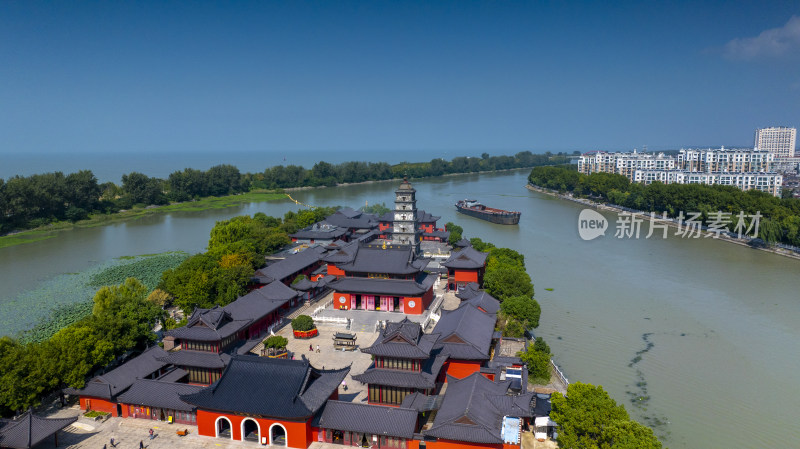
top-left (0, 191), bottom-right (287, 249)
top-left (0, 168), bottom-right (539, 250)
top-left (526, 183), bottom-right (800, 261)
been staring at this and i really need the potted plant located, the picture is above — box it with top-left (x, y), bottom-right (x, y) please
top-left (262, 335), bottom-right (289, 358)
top-left (291, 315), bottom-right (318, 339)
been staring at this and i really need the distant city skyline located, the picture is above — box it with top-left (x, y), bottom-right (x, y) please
top-left (1, 1), bottom-right (799, 155)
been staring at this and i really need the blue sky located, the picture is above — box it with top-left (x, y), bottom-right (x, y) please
top-left (1, 1), bottom-right (798, 155)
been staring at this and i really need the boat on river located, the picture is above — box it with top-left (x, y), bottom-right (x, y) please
top-left (455, 199), bottom-right (521, 225)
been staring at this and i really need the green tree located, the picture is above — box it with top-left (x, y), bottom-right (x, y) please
top-left (49, 325), bottom-right (115, 388)
top-left (534, 336), bottom-right (550, 354)
top-left (598, 420), bottom-right (662, 449)
top-left (518, 345), bottom-right (550, 380)
top-left (550, 383), bottom-right (632, 449)
top-left (483, 265), bottom-right (533, 300)
top-left (264, 335), bottom-right (289, 350)
top-left (499, 295), bottom-right (541, 328)
top-left (291, 315), bottom-right (315, 332)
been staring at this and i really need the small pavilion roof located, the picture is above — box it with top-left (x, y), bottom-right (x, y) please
top-left (360, 318), bottom-right (439, 359)
top-left (0, 411), bottom-right (77, 449)
top-left (454, 283), bottom-right (481, 299)
top-left (352, 353), bottom-right (447, 390)
top-left (423, 373), bottom-right (532, 444)
top-left (443, 247), bottom-right (488, 269)
top-left (433, 304), bottom-right (496, 361)
top-left (461, 291), bottom-right (501, 315)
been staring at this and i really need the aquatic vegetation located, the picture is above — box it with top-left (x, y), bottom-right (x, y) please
top-left (90, 252), bottom-right (189, 290)
top-left (0, 252), bottom-right (188, 341)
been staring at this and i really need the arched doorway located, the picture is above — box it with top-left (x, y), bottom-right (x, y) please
top-left (270, 423), bottom-right (287, 446)
top-left (241, 418), bottom-right (260, 442)
top-left (216, 417), bottom-right (232, 439)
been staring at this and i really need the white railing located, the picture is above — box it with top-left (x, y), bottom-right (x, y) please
top-left (313, 316), bottom-right (349, 325)
top-left (268, 317), bottom-right (287, 336)
top-left (429, 293), bottom-right (445, 315)
top-left (551, 358), bottom-right (569, 387)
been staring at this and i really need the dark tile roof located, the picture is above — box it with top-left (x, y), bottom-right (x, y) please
top-left (400, 392), bottom-right (442, 412)
top-left (322, 241), bottom-right (360, 264)
top-left (360, 318), bottom-right (438, 359)
top-left (316, 274), bottom-right (337, 287)
top-left (352, 354), bottom-right (447, 389)
top-left (486, 393), bottom-right (535, 418)
top-left (0, 411), bottom-right (77, 449)
top-left (443, 247), bottom-right (488, 269)
top-left (378, 210), bottom-right (440, 225)
top-left (338, 207), bottom-right (363, 219)
top-left (317, 401), bottom-right (418, 439)
top-left (336, 246), bottom-right (426, 275)
top-left (454, 283), bottom-right (481, 299)
top-left (432, 304), bottom-right (496, 361)
top-left (255, 280), bottom-right (302, 301)
top-left (292, 278), bottom-right (316, 291)
top-left (453, 239), bottom-right (472, 248)
top-left (253, 245), bottom-right (327, 283)
top-left (224, 288), bottom-right (291, 319)
top-left (417, 210), bottom-right (441, 223)
top-left (117, 379), bottom-right (204, 412)
top-left (423, 373), bottom-right (521, 444)
top-left (423, 230), bottom-right (450, 239)
top-left (156, 368), bottom-right (188, 383)
top-left (181, 356), bottom-right (349, 419)
top-left (290, 224), bottom-right (347, 241)
top-left (534, 394), bottom-right (552, 417)
top-left (328, 274), bottom-right (435, 298)
top-left (461, 292), bottom-right (501, 315)
top-left (234, 338), bottom-right (264, 356)
top-left (165, 306), bottom-right (251, 342)
top-left (322, 210), bottom-right (378, 231)
top-left (159, 350), bottom-right (231, 369)
top-left (65, 346), bottom-right (168, 399)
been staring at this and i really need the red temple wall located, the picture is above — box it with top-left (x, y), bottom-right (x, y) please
top-left (454, 270), bottom-right (479, 284)
top-left (80, 396), bottom-right (118, 416)
top-left (327, 265), bottom-right (346, 277)
top-left (196, 409), bottom-right (313, 448)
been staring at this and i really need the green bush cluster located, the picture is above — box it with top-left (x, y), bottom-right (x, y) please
top-left (550, 382), bottom-right (662, 449)
top-left (291, 315), bottom-right (315, 332)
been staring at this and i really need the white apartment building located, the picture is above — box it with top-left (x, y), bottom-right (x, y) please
top-left (755, 127), bottom-right (796, 157)
top-left (633, 169), bottom-right (783, 196)
top-left (577, 150), bottom-right (675, 177)
top-left (772, 156), bottom-right (800, 173)
top-left (677, 147), bottom-right (774, 173)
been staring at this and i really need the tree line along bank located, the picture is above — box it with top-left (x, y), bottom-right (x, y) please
top-left (0, 151), bottom-right (574, 235)
top-left (529, 165), bottom-right (800, 247)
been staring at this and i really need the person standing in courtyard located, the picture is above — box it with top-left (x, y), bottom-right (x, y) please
top-left (316, 344), bottom-right (320, 353)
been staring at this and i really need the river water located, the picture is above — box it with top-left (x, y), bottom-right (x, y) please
top-left (1, 169), bottom-right (798, 448)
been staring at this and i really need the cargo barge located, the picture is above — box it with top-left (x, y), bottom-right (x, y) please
top-left (455, 199), bottom-right (521, 225)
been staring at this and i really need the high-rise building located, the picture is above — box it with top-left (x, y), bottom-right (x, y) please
top-left (755, 127), bottom-right (796, 157)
